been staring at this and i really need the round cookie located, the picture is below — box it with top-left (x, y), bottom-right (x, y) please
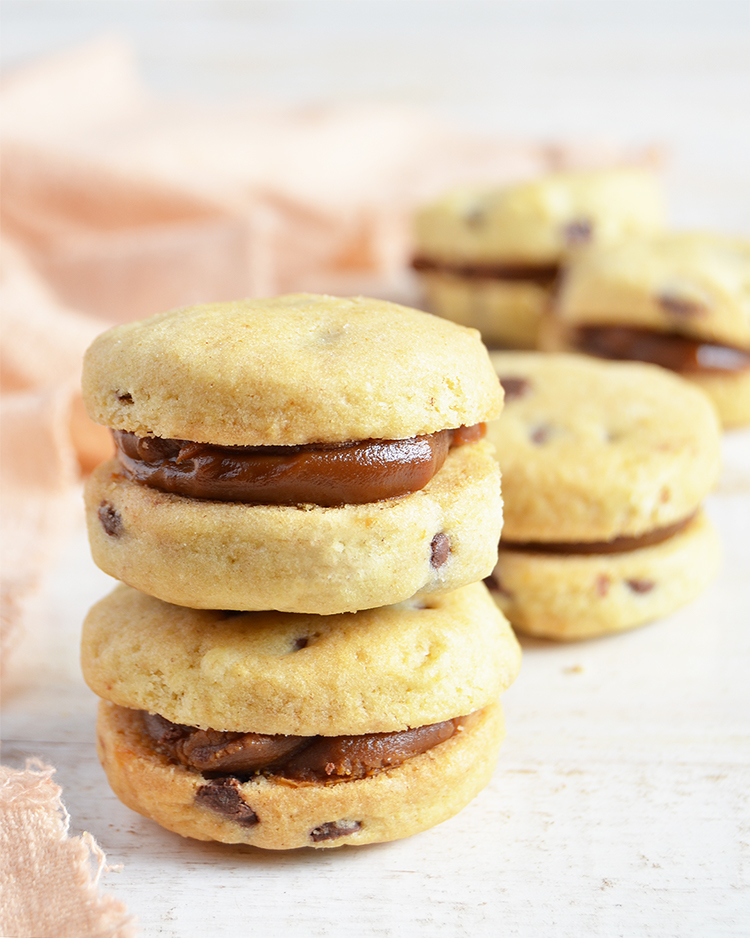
top-left (84, 439), bottom-right (502, 614)
top-left (546, 232), bottom-right (750, 426)
top-left (485, 352), bottom-right (722, 639)
top-left (412, 168), bottom-right (665, 349)
top-left (487, 352), bottom-right (720, 543)
top-left (81, 582), bottom-right (522, 736)
top-left (413, 168), bottom-right (665, 267)
top-left (82, 294), bottom-right (504, 614)
top-left (84, 582), bottom-right (521, 849)
top-left (82, 294), bottom-right (502, 446)
top-left (490, 509), bottom-right (720, 641)
top-left (96, 700), bottom-right (504, 850)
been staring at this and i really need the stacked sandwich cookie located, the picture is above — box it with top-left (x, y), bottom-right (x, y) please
top-left (412, 167), bottom-right (665, 350)
top-left (484, 352), bottom-right (722, 641)
top-left (543, 231), bottom-right (750, 427)
top-left (80, 294), bottom-right (522, 849)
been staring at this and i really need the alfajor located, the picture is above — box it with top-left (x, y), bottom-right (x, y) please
top-left (544, 231), bottom-right (750, 427)
top-left (82, 582), bottom-right (522, 849)
top-left (82, 294), bottom-right (504, 614)
top-left (412, 167), bottom-right (665, 349)
top-left (485, 352), bottom-right (722, 640)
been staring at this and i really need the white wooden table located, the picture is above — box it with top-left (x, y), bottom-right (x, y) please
top-left (3, 431), bottom-right (748, 937)
top-left (2, 3), bottom-right (750, 934)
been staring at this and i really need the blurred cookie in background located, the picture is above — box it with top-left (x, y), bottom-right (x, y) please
top-left (412, 167), bottom-right (665, 349)
top-left (543, 231), bottom-right (750, 427)
top-left (485, 353), bottom-right (722, 641)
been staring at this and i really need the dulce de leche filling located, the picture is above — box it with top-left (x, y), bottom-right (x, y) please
top-left (574, 325), bottom-right (750, 375)
top-left (500, 513), bottom-right (695, 555)
top-left (412, 255), bottom-right (559, 287)
top-left (113, 424), bottom-right (484, 506)
top-left (141, 710), bottom-right (468, 783)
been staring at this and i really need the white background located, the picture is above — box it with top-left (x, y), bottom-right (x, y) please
top-left (2, 2), bottom-right (749, 936)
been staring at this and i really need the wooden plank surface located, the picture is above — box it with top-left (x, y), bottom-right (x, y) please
top-left (3, 431), bottom-right (748, 937)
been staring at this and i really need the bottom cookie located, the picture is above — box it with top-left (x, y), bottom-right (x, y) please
top-left (488, 509), bottom-right (721, 640)
top-left (97, 700), bottom-right (505, 849)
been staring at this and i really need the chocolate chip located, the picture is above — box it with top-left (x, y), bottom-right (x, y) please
top-left (596, 575), bottom-right (611, 597)
top-left (310, 820), bottom-right (362, 843)
top-left (658, 293), bottom-right (706, 318)
top-left (563, 218), bottom-right (593, 245)
top-left (464, 206), bottom-right (486, 228)
top-left (430, 533), bottom-right (451, 568)
top-left (195, 778), bottom-right (258, 827)
top-left (292, 636), bottom-right (309, 651)
top-left (530, 424), bottom-right (552, 445)
top-left (98, 501), bottom-right (123, 538)
top-left (627, 579), bottom-right (655, 593)
top-left (499, 376), bottom-right (531, 402)
top-left (116, 391), bottom-right (133, 404)
top-left (484, 573), bottom-right (514, 599)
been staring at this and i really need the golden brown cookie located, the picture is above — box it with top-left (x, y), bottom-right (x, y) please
top-left (488, 352), bottom-right (720, 543)
top-left (82, 294), bottom-right (504, 613)
top-left (484, 352), bottom-right (722, 639)
top-left (489, 509), bottom-right (720, 640)
top-left (546, 232), bottom-right (750, 426)
top-left (97, 700), bottom-right (505, 849)
top-left (81, 582), bottom-right (522, 736)
top-left (412, 168), bottom-right (665, 349)
top-left (84, 582), bottom-right (521, 848)
top-left (84, 440), bottom-right (502, 614)
top-left (82, 294), bottom-right (502, 446)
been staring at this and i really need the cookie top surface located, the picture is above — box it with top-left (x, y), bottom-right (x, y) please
top-left (486, 352), bottom-right (721, 542)
top-left (554, 232), bottom-right (750, 348)
top-left (82, 294), bottom-right (502, 446)
top-left (413, 168), bottom-right (665, 266)
top-left (81, 582), bottom-right (521, 737)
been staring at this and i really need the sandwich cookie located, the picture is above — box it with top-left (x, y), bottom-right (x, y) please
top-left (82, 582), bottom-right (522, 849)
top-left (412, 168), bottom-right (665, 349)
top-left (82, 294), bottom-right (504, 614)
top-left (544, 231), bottom-right (750, 427)
top-left (485, 353), bottom-right (722, 640)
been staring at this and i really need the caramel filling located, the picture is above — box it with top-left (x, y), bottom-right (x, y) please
top-left (500, 513), bottom-right (695, 556)
top-left (574, 325), bottom-right (750, 375)
top-left (412, 255), bottom-right (559, 287)
top-left (142, 710), bottom-right (466, 783)
top-left (114, 424), bottom-right (484, 506)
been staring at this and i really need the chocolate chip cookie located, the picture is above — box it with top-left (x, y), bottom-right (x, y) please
top-left (412, 168), bottom-right (665, 349)
top-left (485, 352), bottom-right (722, 639)
top-left (543, 231), bottom-right (750, 427)
top-left (84, 582), bottom-right (521, 849)
top-left (82, 294), bottom-right (504, 613)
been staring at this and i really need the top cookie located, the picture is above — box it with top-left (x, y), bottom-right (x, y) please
top-left (554, 231), bottom-right (750, 349)
top-left (82, 294), bottom-right (502, 446)
top-left (413, 167), bottom-right (665, 267)
top-left (487, 352), bottom-right (721, 543)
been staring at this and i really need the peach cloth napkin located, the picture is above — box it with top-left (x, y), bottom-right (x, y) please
top-left (0, 37), bottom-right (657, 932)
top-left (0, 761), bottom-right (135, 938)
